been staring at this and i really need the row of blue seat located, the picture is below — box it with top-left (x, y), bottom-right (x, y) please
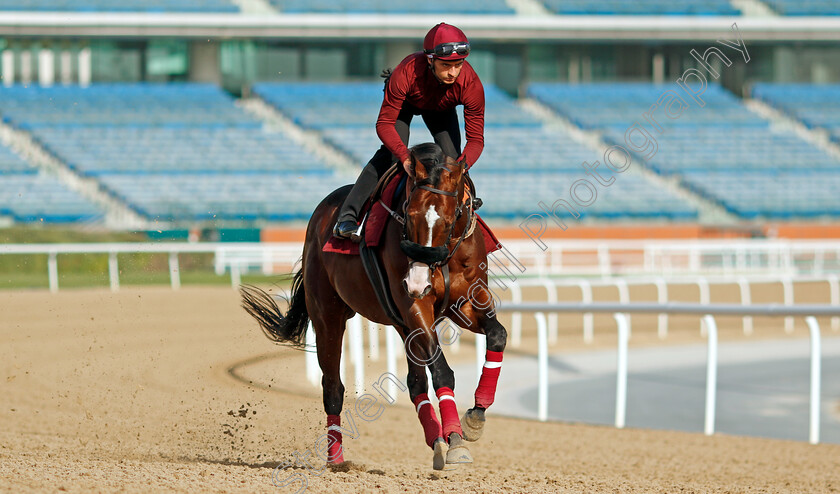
top-left (752, 83), bottom-right (840, 146)
top-left (541, 0), bottom-right (740, 15)
top-left (0, 0), bottom-right (238, 12)
top-left (0, 84), bottom-right (255, 129)
top-left (760, 0), bottom-right (840, 15)
top-left (0, 173), bottom-right (103, 222)
top-left (98, 173), bottom-right (354, 222)
top-left (2, 0), bottom-right (838, 15)
top-left (267, 0), bottom-right (514, 14)
top-left (528, 82), bottom-right (840, 218)
top-left (30, 127), bottom-right (329, 176)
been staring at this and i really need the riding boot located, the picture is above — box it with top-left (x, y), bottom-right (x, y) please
top-left (334, 146), bottom-right (393, 240)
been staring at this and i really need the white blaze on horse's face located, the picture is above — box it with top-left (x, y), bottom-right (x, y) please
top-left (402, 205), bottom-right (438, 298)
top-left (425, 205), bottom-right (440, 247)
top-left (404, 262), bottom-right (432, 298)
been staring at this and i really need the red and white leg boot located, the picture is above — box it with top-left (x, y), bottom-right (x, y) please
top-left (462, 350), bottom-right (503, 442)
top-left (436, 387), bottom-right (472, 465)
top-left (326, 414), bottom-right (345, 464)
top-left (413, 393), bottom-right (447, 470)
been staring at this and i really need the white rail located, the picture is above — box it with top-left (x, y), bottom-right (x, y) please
top-left (499, 302), bottom-right (835, 444)
top-left (497, 239), bottom-right (840, 278)
top-left (6, 239), bottom-right (840, 293)
top-left (298, 296), bottom-right (831, 443)
top-left (504, 275), bottom-right (840, 346)
top-left (0, 242), bottom-right (302, 292)
top-left (805, 317), bottom-right (822, 445)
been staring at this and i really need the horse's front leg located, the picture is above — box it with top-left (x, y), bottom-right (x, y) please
top-left (402, 300), bottom-right (472, 469)
top-left (425, 345), bottom-right (473, 466)
top-left (454, 303), bottom-right (508, 442)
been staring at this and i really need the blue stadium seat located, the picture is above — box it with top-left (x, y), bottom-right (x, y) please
top-left (0, 141), bottom-right (104, 222)
top-left (97, 173), bottom-right (354, 222)
top-left (528, 82), bottom-right (840, 218)
top-left (0, 83), bottom-right (339, 222)
top-left (0, 172), bottom-right (103, 222)
top-left (0, 0), bottom-right (239, 12)
top-left (0, 144), bottom-right (37, 175)
top-left (255, 82), bottom-right (698, 220)
top-left (539, 0), bottom-right (741, 15)
top-left (753, 83), bottom-right (840, 145)
top-left (760, 0), bottom-right (840, 15)
top-left (267, 0), bottom-right (514, 14)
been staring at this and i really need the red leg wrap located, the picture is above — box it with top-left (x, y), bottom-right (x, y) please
top-left (413, 393), bottom-right (443, 448)
top-left (475, 350), bottom-right (503, 409)
top-left (436, 387), bottom-right (463, 440)
top-left (326, 414), bottom-right (344, 464)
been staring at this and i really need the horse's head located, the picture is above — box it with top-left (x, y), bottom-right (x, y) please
top-left (401, 143), bottom-right (467, 299)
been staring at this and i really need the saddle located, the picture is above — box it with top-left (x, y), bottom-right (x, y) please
top-left (323, 163), bottom-right (407, 255)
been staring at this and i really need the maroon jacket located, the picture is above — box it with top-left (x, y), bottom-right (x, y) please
top-left (376, 52), bottom-right (485, 168)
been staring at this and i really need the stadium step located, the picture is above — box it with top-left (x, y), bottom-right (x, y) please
top-left (238, 96), bottom-right (360, 174)
top-left (730, 0), bottom-right (779, 16)
top-left (744, 98), bottom-right (840, 163)
top-left (504, 0), bottom-right (551, 16)
top-left (229, 0), bottom-right (277, 14)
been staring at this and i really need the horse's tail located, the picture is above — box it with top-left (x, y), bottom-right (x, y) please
top-left (239, 269), bottom-right (309, 348)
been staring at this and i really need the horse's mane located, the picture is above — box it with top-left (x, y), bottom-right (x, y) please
top-left (410, 143), bottom-right (449, 187)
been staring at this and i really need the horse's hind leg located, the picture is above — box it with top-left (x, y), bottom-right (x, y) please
top-left (308, 277), bottom-right (353, 464)
top-left (313, 314), bottom-right (350, 464)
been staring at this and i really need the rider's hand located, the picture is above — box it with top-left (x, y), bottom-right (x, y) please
top-left (403, 158), bottom-right (413, 177)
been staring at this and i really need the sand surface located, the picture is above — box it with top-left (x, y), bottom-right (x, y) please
top-left (2, 286), bottom-right (839, 493)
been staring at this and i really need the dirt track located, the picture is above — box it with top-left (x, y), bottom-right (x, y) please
top-left (2, 286), bottom-right (839, 493)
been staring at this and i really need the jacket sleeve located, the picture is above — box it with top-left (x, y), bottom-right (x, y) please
top-left (460, 73), bottom-right (485, 169)
top-left (375, 66), bottom-right (411, 164)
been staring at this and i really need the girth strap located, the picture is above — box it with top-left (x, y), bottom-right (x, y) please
top-left (359, 236), bottom-right (407, 330)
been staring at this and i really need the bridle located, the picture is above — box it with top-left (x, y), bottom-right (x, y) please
top-left (398, 162), bottom-right (473, 271)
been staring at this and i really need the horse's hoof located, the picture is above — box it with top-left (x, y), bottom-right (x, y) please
top-left (461, 407), bottom-right (485, 442)
top-left (445, 433), bottom-right (473, 464)
top-left (432, 437), bottom-right (451, 471)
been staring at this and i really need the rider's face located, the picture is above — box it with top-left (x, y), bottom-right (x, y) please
top-left (429, 59), bottom-right (464, 85)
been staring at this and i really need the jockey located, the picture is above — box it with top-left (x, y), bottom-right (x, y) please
top-left (333, 22), bottom-right (486, 241)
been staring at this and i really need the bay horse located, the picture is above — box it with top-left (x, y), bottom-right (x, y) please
top-left (240, 142), bottom-right (507, 470)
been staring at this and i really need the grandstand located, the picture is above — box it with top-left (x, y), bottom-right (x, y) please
top-left (0, 84), bottom-right (346, 222)
top-left (254, 81), bottom-right (698, 220)
top-left (528, 83), bottom-right (840, 218)
top-left (5, 0), bottom-right (832, 16)
top-left (266, 0), bottom-right (514, 14)
top-left (2, 78), bottom-right (839, 223)
top-left (0, 0), bottom-right (838, 228)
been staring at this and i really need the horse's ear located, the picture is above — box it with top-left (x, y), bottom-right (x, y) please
top-left (410, 152), bottom-right (427, 179)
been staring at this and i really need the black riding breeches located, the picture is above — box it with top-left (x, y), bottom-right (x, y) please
top-left (336, 105), bottom-right (463, 223)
